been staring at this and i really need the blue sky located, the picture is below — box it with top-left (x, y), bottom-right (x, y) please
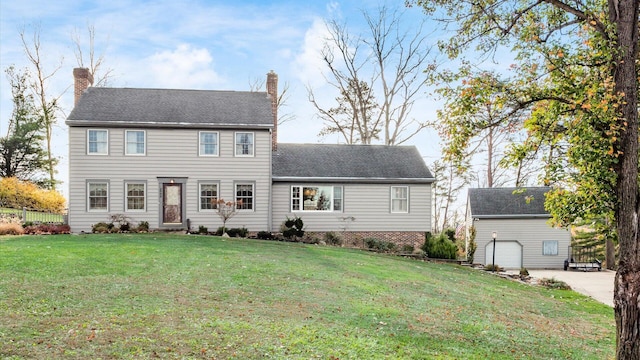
top-left (1, 0), bottom-right (443, 199)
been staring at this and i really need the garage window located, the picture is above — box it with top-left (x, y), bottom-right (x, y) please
top-left (542, 240), bottom-right (558, 256)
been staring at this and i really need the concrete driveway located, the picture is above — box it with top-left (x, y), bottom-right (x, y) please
top-left (526, 269), bottom-right (615, 307)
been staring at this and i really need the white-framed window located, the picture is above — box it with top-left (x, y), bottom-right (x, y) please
top-left (235, 183), bottom-right (254, 210)
top-left (199, 131), bottom-right (219, 156)
top-left (543, 240), bottom-right (559, 256)
top-left (87, 129), bottom-right (108, 155)
top-left (235, 132), bottom-right (254, 156)
top-left (87, 181), bottom-right (109, 211)
top-left (125, 130), bottom-right (146, 155)
top-left (199, 182), bottom-right (219, 210)
top-left (391, 186), bottom-right (408, 213)
top-left (125, 182), bottom-right (146, 211)
top-left (291, 186), bottom-right (343, 212)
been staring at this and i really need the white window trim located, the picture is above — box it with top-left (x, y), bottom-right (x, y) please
top-left (87, 129), bottom-right (109, 155)
top-left (87, 181), bottom-right (109, 212)
top-left (125, 130), bottom-right (146, 156)
top-left (124, 181), bottom-right (146, 212)
top-left (198, 131), bottom-right (220, 157)
top-left (234, 132), bottom-right (255, 157)
top-left (198, 181), bottom-right (220, 212)
top-left (290, 185), bottom-right (343, 212)
top-left (390, 186), bottom-right (409, 213)
top-left (235, 182), bottom-right (255, 211)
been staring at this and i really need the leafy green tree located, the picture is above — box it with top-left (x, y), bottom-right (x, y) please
top-left (0, 66), bottom-right (49, 184)
top-left (413, 0), bottom-right (638, 357)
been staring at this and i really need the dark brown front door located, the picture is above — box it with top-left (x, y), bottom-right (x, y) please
top-left (163, 183), bottom-right (182, 224)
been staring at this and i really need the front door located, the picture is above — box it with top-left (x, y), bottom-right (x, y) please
top-left (163, 183), bottom-right (182, 224)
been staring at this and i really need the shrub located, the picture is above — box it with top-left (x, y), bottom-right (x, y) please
top-left (137, 221), bottom-right (149, 232)
top-left (484, 264), bottom-right (503, 272)
top-left (444, 228), bottom-right (456, 241)
top-left (401, 244), bottom-right (415, 253)
top-left (198, 225), bottom-right (208, 234)
top-left (422, 233), bottom-right (457, 259)
top-left (519, 268), bottom-right (529, 276)
top-left (227, 227), bottom-right (248, 238)
top-left (282, 216), bottom-right (304, 240)
top-left (324, 232), bottom-right (343, 246)
top-left (364, 238), bottom-right (397, 252)
top-left (257, 231), bottom-right (273, 240)
top-left (467, 226), bottom-right (478, 264)
top-left (0, 223), bottom-right (24, 235)
top-left (22, 224), bottom-right (70, 235)
top-left (215, 226), bottom-right (227, 236)
top-left (0, 177), bottom-right (66, 212)
top-left (538, 277), bottom-right (571, 290)
top-left (92, 222), bottom-right (113, 233)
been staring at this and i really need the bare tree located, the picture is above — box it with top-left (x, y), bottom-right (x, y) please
top-left (19, 24), bottom-right (63, 189)
top-left (72, 23), bottom-right (114, 87)
top-left (249, 77), bottom-right (295, 125)
top-left (431, 159), bottom-right (472, 233)
top-left (309, 5), bottom-right (434, 145)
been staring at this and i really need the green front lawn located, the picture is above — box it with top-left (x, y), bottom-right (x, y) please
top-left (0, 233), bottom-right (614, 359)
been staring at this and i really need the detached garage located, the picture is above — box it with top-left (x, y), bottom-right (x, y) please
top-left (465, 187), bottom-right (571, 269)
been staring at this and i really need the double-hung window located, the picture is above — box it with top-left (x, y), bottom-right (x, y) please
top-left (235, 183), bottom-right (254, 210)
top-left (291, 186), bottom-right (343, 212)
top-left (199, 132), bottom-right (219, 156)
top-left (88, 181), bottom-right (109, 211)
top-left (125, 130), bottom-right (146, 155)
top-left (125, 182), bottom-right (146, 211)
top-left (391, 186), bottom-right (408, 213)
top-left (87, 130), bottom-right (108, 155)
top-left (235, 132), bottom-right (254, 156)
top-left (199, 182), bottom-right (219, 210)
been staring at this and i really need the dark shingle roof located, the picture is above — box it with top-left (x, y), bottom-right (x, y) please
top-left (272, 143), bottom-right (434, 183)
top-left (66, 87), bottom-right (273, 128)
top-left (468, 187), bottom-right (551, 218)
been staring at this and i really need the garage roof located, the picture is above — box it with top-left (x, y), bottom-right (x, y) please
top-left (468, 187), bottom-right (551, 218)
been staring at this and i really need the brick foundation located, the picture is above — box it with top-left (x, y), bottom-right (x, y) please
top-left (305, 231), bottom-right (425, 250)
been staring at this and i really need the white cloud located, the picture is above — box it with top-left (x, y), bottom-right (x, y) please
top-left (292, 17), bottom-right (331, 88)
top-left (146, 44), bottom-right (223, 89)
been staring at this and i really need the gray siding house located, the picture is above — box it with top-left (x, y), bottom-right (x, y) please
top-left (66, 68), bottom-right (434, 244)
top-left (465, 187), bottom-right (571, 269)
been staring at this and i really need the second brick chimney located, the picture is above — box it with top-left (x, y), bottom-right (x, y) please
top-left (73, 68), bottom-right (94, 106)
top-left (266, 70), bottom-right (278, 151)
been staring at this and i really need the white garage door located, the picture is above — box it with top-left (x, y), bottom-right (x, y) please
top-left (485, 241), bottom-right (522, 269)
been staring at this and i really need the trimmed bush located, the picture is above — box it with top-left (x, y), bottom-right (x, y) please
top-left (364, 238), bottom-right (397, 252)
top-left (282, 216), bottom-right (304, 240)
top-left (324, 232), bottom-right (343, 246)
top-left (257, 231), bottom-right (273, 240)
top-left (422, 233), bottom-right (458, 259)
top-left (198, 225), bottom-right (208, 234)
top-left (227, 227), bottom-right (248, 238)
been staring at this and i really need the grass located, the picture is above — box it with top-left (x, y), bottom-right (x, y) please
top-left (0, 233), bottom-right (615, 359)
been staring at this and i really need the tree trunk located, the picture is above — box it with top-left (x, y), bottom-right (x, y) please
top-left (606, 238), bottom-right (616, 270)
top-left (611, 0), bottom-right (639, 358)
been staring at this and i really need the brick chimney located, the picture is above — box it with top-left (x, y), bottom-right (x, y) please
top-left (73, 68), bottom-right (94, 106)
top-left (266, 70), bottom-right (278, 151)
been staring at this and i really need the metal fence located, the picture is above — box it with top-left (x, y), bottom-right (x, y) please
top-left (0, 207), bottom-right (68, 224)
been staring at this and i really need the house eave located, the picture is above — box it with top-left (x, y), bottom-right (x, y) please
top-left (472, 214), bottom-right (551, 219)
top-left (272, 176), bottom-right (436, 184)
top-left (65, 120), bottom-right (273, 129)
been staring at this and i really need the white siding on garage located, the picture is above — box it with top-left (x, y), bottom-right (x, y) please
top-left (472, 218), bottom-right (571, 269)
top-left (271, 182), bottom-right (431, 233)
top-left (68, 127), bottom-right (271, 233)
